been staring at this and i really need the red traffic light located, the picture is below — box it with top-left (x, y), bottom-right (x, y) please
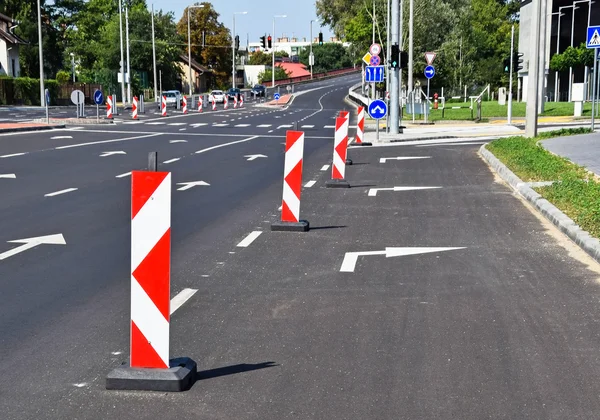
top-left (267, 35), bottom-right (272, 48)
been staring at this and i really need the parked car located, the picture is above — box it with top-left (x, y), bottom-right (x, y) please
top-left (251, 85), bottom-right (266, 97)
top-left (209, 90), bottom-right (225, 103)
top-left (157, 90), bottom-right (182, 108)
top-left (227, 88), bottom-right (241, 100)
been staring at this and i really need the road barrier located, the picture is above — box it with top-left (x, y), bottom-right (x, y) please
top-left (271, 131), bottom-right (309, 232)
top-left (106, 171), bottom-right (197, 392)
top-left (233, 96), bottom-right (238, 109)
top-left (211, 96), bottom-right (216, 111)
top-left (198, 96), bottom-right (203, 112)
top-left (139, 94), bottom-right (145, 114)
top-left (132, 96), bottom-right (138, 120)
top-left (354, 106), bottom-right (372, 146)
top-left (326, 117), bottom-right (350, 188)
top-left (224, 95), bottom-right (229, 110)
top-left (182, 96), bottom-right (188, 114)
top-left (240, 95), bottom-right (244, 108)
top-left (161, 95), bottom-right (167, 117)
top-left (106, 95), bottom-right (113, 119)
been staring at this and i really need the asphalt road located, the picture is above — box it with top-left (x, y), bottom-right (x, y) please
top-left (543, 131), bottom-right (600, 176)
top-left (3, 73), bottom-right (600, 419)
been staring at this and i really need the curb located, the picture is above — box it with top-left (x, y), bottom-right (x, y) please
top-left (479, 143), bottom-right (600, 263)
top-left (0, 124), bottom-right (65, 134)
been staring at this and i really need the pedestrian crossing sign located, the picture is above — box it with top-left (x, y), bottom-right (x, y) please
top-left (587, 26), bottom-right (600, 48)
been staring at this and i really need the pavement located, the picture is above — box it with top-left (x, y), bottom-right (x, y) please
top-left (3, 73), bottom-right (600, 418)
top-left (543, 131), bottom-right (600, 176)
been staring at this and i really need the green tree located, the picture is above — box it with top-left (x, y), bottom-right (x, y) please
top-left (249, 51), bottom-right (272, 65)
top-left (298, 43), bottom-right (351, 73)
top-left (258, 67), bottom-right (290, 83)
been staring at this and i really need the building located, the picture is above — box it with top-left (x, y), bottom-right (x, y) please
top-left (519, 0), bottom-right (598, 102)
top-left (178, 54), bottom-right (213, 93)
top-left (248, 36), bottom-right (350, 57)
top-left (0, 13), bottom-right (26, 77)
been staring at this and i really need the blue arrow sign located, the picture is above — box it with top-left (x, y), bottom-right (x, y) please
top-left (93, 89), bottom-right (104, 105)
top-left (368, 99), bottom-right (387, 120)
top-left (365, 66), bottom-right (385, 83)
top-left (424, 65), bottom-right (435, 79)
top-left (44, 89), bottom-right (50, 106)
top-left (273, 92), bottom-right (281, 100)
top-left (588, 26), bottom-right (600, 48)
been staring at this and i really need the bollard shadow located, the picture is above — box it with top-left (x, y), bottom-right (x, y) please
top-left (349, 184), bottom-right (377, 188)
top-left (310, 225), bottom-right (348, 230)
top-left (197, 361), bottom-right (278, 381)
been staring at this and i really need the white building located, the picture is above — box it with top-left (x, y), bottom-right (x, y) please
top-left (0, 13), bottom-right (25, 77)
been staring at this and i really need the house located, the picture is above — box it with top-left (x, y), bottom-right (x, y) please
top-left (276, 62), bottom-right (311, 78)
top-left (178, 54), bottom-right (213, 93)
top-left (0, 13), bottom-right (26, 77)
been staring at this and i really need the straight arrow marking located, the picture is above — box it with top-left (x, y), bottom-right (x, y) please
top-left (0, 233), bottom-right (66, 261)
top-left (379, 156), bottom-right (432, 163)
top-left (368, 186), bottom-right (442, 196)
top-left (340, 247), bottom-right (465, 272)
top-left (0, 174), bottom-right (16, 179)
top-left (244, 154), bottom-right (267, 161)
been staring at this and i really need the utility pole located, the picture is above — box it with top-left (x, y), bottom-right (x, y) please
top-left (372, 0), bottom-right (376, 100)
top-left (537, 0), bottom-right (547, 114)
top-left (126, 7), bottom-right (131, 104)
top-left (118, 0), bottom-right (125, 105)
top-left (310, 20), bottom-right (314, 79)
top-left (188, 7), bottom-right (192, 95)
top-left (508, 24), bottom-right (514, 125)
top-left (390, 0), bottom-right (400, 134)
top-left (525, 0), bottom-right (542, 137)
top-left (232, 12), bottom-right (247, 89)
top-left (152, 4), bottom-right (157, 100)
top-left (408, 0), bottom-right (414, 94)
top-left (36, 0), bottom-right (45, 107)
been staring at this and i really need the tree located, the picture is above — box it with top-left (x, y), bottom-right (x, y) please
top-left (298, 43), bottom-right (351, 73)
top-left (177, 2), bottom-right (232, 88)
top-left (550, 43), bottom-right (594, 72)
top-left (249, 51), bottom-right (272, 65)
top-left (258, 67), bottom-right (290, 83)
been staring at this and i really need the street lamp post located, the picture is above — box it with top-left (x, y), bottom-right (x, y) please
top-left (272, 15), bottom-right (287, 89)
top-left (232, 12), bottom-right (248, 89)
top-left (36, 0), bottom-right (45, 107)
top-left (70, 53), bottom-right (75, 83)
top-left (118, 0), bottom-right (125, 105)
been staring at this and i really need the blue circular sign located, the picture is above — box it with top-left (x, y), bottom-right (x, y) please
top-left (274, 92), bottom-right (281, 100)
top-left (94, 89), bottom-right (104, 105)
top-left (368, 99), bottom-right (387, 120)
top-left (44, 89), bottom-right (50, 106)
top-left (369, 55), bottom-right (381, 66)
top-left (424, 65), bottom-right (435, 79)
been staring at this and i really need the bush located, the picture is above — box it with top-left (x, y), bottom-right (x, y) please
top-left (56, 70), bottom-right (71, 84)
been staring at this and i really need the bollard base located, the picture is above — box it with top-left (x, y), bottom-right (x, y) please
top-left (271, 220), bottom-right (310, 232)
top-left (353, 142), bottom-right (373, 146)
top-left (106, 357), bottom-right (197, 392)
top-left (326, 179), bottom-right (351, 188)
top-left (345, 158), bottom-right (353, 165)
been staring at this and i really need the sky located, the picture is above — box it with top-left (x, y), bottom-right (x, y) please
top-left (153, 0), bottom-right (334, 45)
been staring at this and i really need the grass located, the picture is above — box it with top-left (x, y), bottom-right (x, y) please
top-left (486, 128), bottom-right (600, 237)
top-left (404, 101), bottom-right (594, 121)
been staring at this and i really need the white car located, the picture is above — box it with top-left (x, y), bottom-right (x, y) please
top-left (209, 90), bottom-right (225, 103)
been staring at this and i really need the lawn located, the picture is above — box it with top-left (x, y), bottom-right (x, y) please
top-left (486, 128), bottom-right (600, 238)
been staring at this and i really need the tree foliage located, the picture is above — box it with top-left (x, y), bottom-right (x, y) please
top-left (550, 43), bottom-right (594, 72)
top-left (249, 51), bottom-right (273, 65)
top-left (258, 67), bottom-right (291, 83)
top-left (298, 43), bottom-right (352, 73)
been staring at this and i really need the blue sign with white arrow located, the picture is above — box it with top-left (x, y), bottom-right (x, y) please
top-left (368, 99), bottom-right (387, 120)
top-left (94, 89), bottom-right (104, 105)
top-left (365, 66), bottom-right (385, 83)
top-left (588, 26), bottom-right (600, 48)
top-left (424, 65), bottom-right (435, 79)
top-left (273, 92), bottom-right (281, 100)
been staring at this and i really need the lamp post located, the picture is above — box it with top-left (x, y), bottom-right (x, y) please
top-left (36, 0), bottom-right (45, 107)
top-left (310, 20), bottom-right (314, 79)
top-left (552, 10), bottom-right (566, 102)
top-left (272, 15), bottom-right (287, 89)
top-left (118, 0), bottom-right (125, 105)
top-left (187, 4), bottom-right (204, 96)
top-left (70, 53), bottom-right (75, 82)
top-left (232, 12), bottom-right (248, 89)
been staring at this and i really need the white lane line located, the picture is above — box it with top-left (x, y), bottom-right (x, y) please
top-left (170, 288), bottom-right (198, 315)
top-left (235, 124), bottom-right (251, 127)
top-left (45, 188), bottom-right (78, 197)
top-left (213, 123), bottom-right (229, 127)
top-left (301, 125), bottom-right (314, 128)
top-left (0, 152), bottom-right (27, 158)
top-left (277, 124), bottom-right (293, 129)
top-left (324, 125), bottom-right (335, 128)
top-left (168, 123), bottom-right (187, 126)
top-left (304, 180), bottom-right (317, 188)
top-left (115, 172), bottom-right (132, 178)
top-left (0, 174), bottom-right (16, 179)
top-left (179, 128), bottom-right (187, 131)
top-left (163, 158), bottom-right (180, 164)
top-left (169, 139), bottom-right (188, 143)
top-left (237, 231), bottom-right (263, 248)
top-left (268, 130), bottom-right (274, 133)
top-left (415, 142), bottom-right (486, 147)
top-left (320, 164), bottom-right (330, 171)
top-left (55, 133), bottom-right (161, 150)
top-left (257, 124), bottom-right (272, 128)
top-left (51, 136), bottom-right (73, 139)
top-left (146, 122), bottom-right (166, 125)
top-left (190, 123), bottom-right (208, 127)
top-left (195, 136), bottom-right (259, 155)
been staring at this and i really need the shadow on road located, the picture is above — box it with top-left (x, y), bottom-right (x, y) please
top-left (197, 361), bottom-right (278, 381)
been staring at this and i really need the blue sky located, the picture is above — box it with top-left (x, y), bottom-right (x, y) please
top-left (153, 0), bottom-right (334, 45)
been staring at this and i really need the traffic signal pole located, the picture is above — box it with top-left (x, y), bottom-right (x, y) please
top-left (508, 24), bottom-right (514, 125)
top-left (390, 0), bottom-right (400, 134)
top-left (525, 0), bottom-right (542, 137)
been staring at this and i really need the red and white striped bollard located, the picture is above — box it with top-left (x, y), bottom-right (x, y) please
top-left (198, 96), bottom-right (203, 113)
top-left (326, 117), bottom-right (350, 188)
top-left (161, 95), bottom-right (167, 117)
top-left (224, 95), bottom-right (229, 110)
top-left (182, 96), bottom-right (188, 114)
top-left (132, 96), bottom-right (138, 120)
top-left (106, 95), bottom-right (113, 119)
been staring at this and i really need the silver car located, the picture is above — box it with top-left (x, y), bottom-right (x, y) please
top-left (210, 90), bottom-right (225, 103)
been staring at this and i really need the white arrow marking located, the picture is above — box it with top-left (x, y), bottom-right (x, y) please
top-left (100, 151), bottom-right (126, 157)
top-left (51, 136), bottom-right (73, 139)
top-left (245, 154), bottom-right (267, 161)
top-left (176, 181), bottom-right (210, 191)
top-left (372, 105), bottom-right (385, 113)
top-left (368, 186), bottom-right (442, 197)
top-left (340, 247), bottom-right (465, 272)
top-left (0, 233), bottom-right (66, 261)
top-left (169, 139), bottom-right (188, 143)
top-left (0, 174), bottom-right (16, 179)
top-left (379, 156), bottom-right (431, 163)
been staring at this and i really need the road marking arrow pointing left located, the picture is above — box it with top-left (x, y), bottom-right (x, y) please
top-left (340, 247), bottom-right (465, 272)
top-left (176, 181), bottom-right (210, 191)
top-left (0, 234), bottom-right (66, 261)
top-left (100, 151), bottom-right (126, 157)
top-left (368, 186), bottom-right (442, 197)
top-left (244, 154), bottom-right (268, 161)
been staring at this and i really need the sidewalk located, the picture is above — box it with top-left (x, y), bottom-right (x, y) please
top-left (0, 122), bottom-right (64, 133)
top-left (543, 131), bottom-right (600, 176)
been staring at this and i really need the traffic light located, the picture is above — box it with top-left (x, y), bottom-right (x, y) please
top-left (235, 35), bottom-right (240, 50)
top-left (513, 52), bottom-right (524, 73)
top-left (399, 51), bottom-right (408, 69)
top-left (267, 35), bottom-right (272, 49)
top-left (318, 32), bottom-right (323, 45)
top-left (260, 35), bottom-right (266, 48)
top-left (390, 44), bottom-right (400, 68)
top-left (503, 57), bottom-right (510, 73)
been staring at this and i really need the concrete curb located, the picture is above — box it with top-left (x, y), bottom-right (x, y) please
top-left (0, 124), bottom-right (65, 134)
top-left (479, 143), bottom-right (600, 263)
top-left (33, 118), bottom-right (114, 125)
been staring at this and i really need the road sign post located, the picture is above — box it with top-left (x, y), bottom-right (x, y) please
top-left (94, 90), bottom-right (103, 123)
top-left (423, 66), bottom-right (435, 124)
top-left (587, 26), bottom-right (600, 130)
top-left (44, 89), bottom-right (50, 124)
top-left (368, 99), bottom-right (388, 141)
